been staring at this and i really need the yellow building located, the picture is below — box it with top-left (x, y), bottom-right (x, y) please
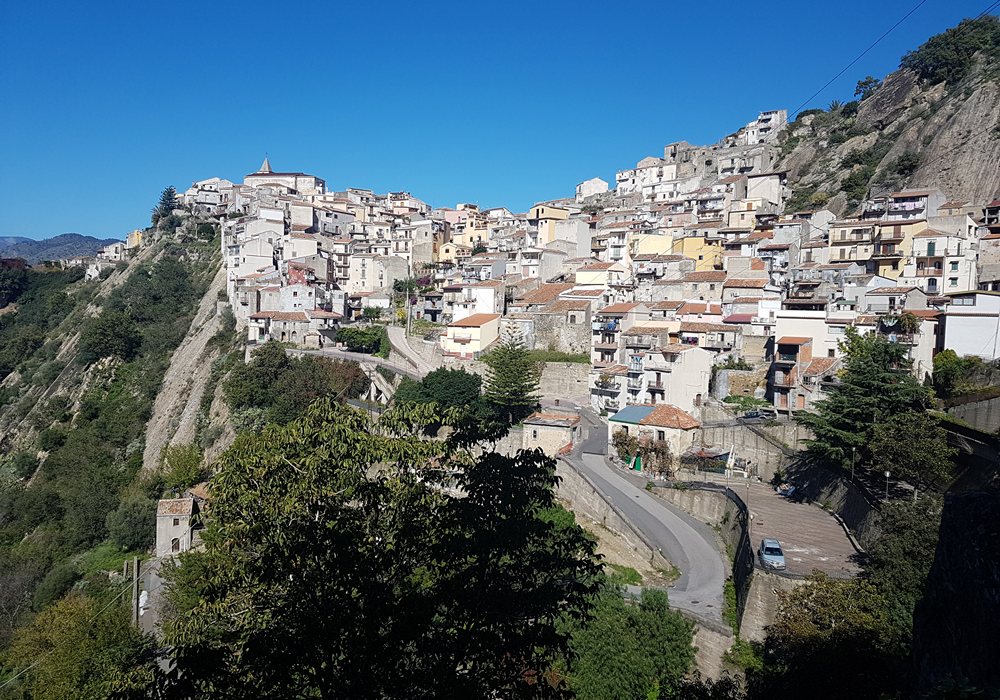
top-left (872, 219), bottom-right (927, 280)
top-left (126, 229), bottom-right (144, 250)
top-left (671, 236), bottom-right (722, 271)
top-left (827, 219), bottom-right (875, 265)
top-left (440, 313), bottom-right (501, 359)
top-left (528, 204), bottom-right (570, 246)
top-left (438, 242), bottom-right (472, 264)
top-left (630, 231), bottom-right (674, 256)
top-left (575, 261), bottom-right (629, 287)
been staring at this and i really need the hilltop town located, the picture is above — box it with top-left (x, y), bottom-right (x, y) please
top-left (94, 105), bottom-right (995, 454)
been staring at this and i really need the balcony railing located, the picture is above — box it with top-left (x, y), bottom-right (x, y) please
top-left (776, 352), bottom-right (798, 363)
top-left (627, 377), bottom-right (644, 389)
top-left (914, 268), bottom-right (944, 276)
top-left (603, 398), bottom-right (620, 410)
top-left (593, 322), bottom-right (620, 331)
top-left (593, 342), bottom-right (619, 350)
top-left (624, 336), bottom-right (652, 348)
top-left (647, 380), bottom-right (664, 390)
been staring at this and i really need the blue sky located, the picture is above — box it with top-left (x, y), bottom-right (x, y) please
top-left (0, 0), bottom-right (991, 240)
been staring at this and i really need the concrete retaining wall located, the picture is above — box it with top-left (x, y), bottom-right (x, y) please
top-left (555, 459), bottom-right (669, 569)
top-left (784, 462), bottom-right (881, 550)
top-left (739, 570), bottom-right (807, 643)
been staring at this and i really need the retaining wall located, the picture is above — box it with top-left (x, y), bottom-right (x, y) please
top-left (783, 462), bottom-right (882, 549)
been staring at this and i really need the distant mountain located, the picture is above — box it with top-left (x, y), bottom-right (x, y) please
top-left (0, 233), bottom-right (124, 264)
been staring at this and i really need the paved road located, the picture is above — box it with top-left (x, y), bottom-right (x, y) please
top-left (296, 346), bottom-right (425, 380)
top-left (569, 410), bottom-right (726, 621)
top-left (386, 325), bottom-right (435, 376)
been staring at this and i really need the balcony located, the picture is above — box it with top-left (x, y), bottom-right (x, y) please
top-left (593, 380), bottom-right (621, 392)
top-left (628, 377), bottom-right (644, 389)
top-left (627, 362), bottom-right (643, 374)
top-left (593, 342), bottom-right (619, 350)
top-left (603, 398), bottom-right (620, 411)
top-left (914, 268), bottom-right (944, 277)
top-left (593, 321), bottom-right (620, 331)
top-left (871, 249), bottom-right (902, 259)
top-left (775, 352), bottom-right (798, 363)
top-left (647, 380), bottom-right (665, 391)
top-left (624, 336), bottom-right (652, 348)
top-left (884, 332), bottom-right (915, 344)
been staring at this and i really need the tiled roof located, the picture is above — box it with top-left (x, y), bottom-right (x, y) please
top-left (650, 301), bottom-right (683, 310)
top-left (777, 336), bottom-right (811, 345)
top-left (724, 278), bottom-right (769, 288)
top-left (523, 412), bottom-right (580, 427)
top-left (250, 311), bottom-right (309, 321)
top-left (598, 302), bottom-right (640, 314)
top-left (638, 404), bottom-right (700, 430)
top-left (804, 358), bottom-right (839, 376)
top-left (540, 299), bottom-right (591, 313)
top-left (679, 322), bottom-right (738, 333)
top-left (677, 301), bottom-right (722, 315)
top-left (516, 283), bottom-right (576, 305)
top-left (684, 271), bottom-right (727, 282)
top-left (867, 287), bottom-right (920, 295)
top-left (449, 313), bottom-right (501, 327)
top-left (723, 314), bottom-right (755, 323)
top-left (579, 262), bottom-right (618, 271)
top-left (158, 498), bottom-right (194, 516)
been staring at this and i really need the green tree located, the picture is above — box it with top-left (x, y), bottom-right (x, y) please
top-left (161, 443), bottom-right (204, 489)
top-left (900, 15), bottom-right (1000, 84)
top-left (869, 412), bottom-right (956, 496)
top-left (751, 572), bottom-right (902, 700)
top-left (105, 499), bottom-right (157, 552)
top-left (482, 330), bottom-right (541, 425)
top-left (862, 494), bottom-right (943, 637)
top-left (796, 326), bottom-right (931, 470)
top-left (414, 367), bottom-right (482, 408)
top-left (567, 585), bottom-right (696, 700)
top-left (79, 311), bottom-right (142, 361)
top-left (4, 593), bottom-right (161, 699)
top-left (0, 258), bottom-right (28, 307)
top-left (932, 348), bottom-right (980, 398)
top-left (32, 564), bottom-right (80, 611)
top-left (471, 244), bottom-right (488, 255)
top-left (157, 400), bottom-right (600, 698)
top-left (361, 306), bottom-right (382, 322)
top-left (855, 76), bottom-right (882, 100)
top-left (152, 185), bottom-right (177, 224)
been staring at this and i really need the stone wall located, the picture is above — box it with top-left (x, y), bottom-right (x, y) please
top-left (532, 312), bottom-right (592, 355)
top-left (739, 570), bottom-right (807, 643)
top-left (695, 424), bottom-right (791, 482)
top-left (783, 461), bottom-right (881, 550)
top-left (437, 356), bottom-right (591, 399)
top-left (741, 335), bottom-right (773, 364)
top-left (948, 395), bottom-right (1000, 434)
top-left (554, 459), bottom-right (669, 569)
top-left (712, 365), bottom-right (769, 401)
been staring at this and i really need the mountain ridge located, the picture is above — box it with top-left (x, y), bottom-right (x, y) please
top-left (0, 232), bottom-right (124, 264)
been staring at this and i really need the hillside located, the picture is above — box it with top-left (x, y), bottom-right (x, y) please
top-left (777, 16), bottom-right (1000, 216)
top-left (0, 233), bottom-right (124, 264)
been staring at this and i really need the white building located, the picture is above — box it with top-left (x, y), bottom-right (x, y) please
top-left (940, 291), bottom-right (1000, 360)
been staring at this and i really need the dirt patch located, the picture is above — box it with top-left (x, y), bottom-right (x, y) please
top-left (572, 508), bottom-right (679, 588)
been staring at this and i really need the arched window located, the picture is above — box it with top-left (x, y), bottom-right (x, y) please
top-left (171, 538), bottom-right (180, 553)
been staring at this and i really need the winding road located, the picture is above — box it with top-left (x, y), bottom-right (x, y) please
top-left (568, 410), bottom-right (726, 621)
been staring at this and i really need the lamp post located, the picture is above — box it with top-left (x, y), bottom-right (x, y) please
top-left (884, 470), bottom-right (891, 502)
top-left (851, 447), bottom-right (856, 483)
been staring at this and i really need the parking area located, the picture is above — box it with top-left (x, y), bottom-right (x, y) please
top-left (741, 481), bottom-right (861, 578)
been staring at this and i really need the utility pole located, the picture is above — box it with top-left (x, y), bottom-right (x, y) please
top-left (131, 556), bottom-right (139, 625)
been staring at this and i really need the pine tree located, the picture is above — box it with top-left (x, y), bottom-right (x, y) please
top-left (151, 185), bottom-right (177, 224)
top-left (482, 330), bottom-right (541, 425)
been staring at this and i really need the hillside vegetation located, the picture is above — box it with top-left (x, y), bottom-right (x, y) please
top-left (778, 15), bottom-right (1000, 216)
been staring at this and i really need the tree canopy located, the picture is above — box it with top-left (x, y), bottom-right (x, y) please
top-left (157, 400), bottom-right (601, 698)
top-left (796, 327), bottom-right (932, 471)
top-left (900, 15), bottom-right (1000, 84)
top-left (482, 331), bottom-right (541, 425)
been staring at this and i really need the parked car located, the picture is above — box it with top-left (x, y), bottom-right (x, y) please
top-left (758, 538), bottom-right (786, 570)
top-left (739, 409), bottom-right (764, 424)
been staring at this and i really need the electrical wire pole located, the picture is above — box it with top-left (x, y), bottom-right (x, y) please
top-left (131, 556), bottom-right (139, 625)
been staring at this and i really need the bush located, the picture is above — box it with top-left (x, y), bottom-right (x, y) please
top-left (38, 427), bottom-right (68, 452)
top-left (33, 564), bottom-right (80, 611)
top-left (98, 267), bottom-right (115, 280)
top-left (162, 443), bottom-right (204, 489)
top-left (79, 311), bottom-right (142, 361)
top-left (106, 499), bottom-right (157, 552)
top-left (900, 15), bottom-right (1000, 84)
top-left (8, 451), bottom-right (38, 479)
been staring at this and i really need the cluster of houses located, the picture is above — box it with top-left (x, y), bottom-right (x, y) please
top-left (124, 110), bottom-right (1000, 463)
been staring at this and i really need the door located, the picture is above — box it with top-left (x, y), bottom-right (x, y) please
top-left (797, 394), bottom-right (805, 409)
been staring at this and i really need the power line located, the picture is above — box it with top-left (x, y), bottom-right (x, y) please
top-left (790, 0), bottom-right (930, 118)
top-left (0, 560), bottom-right (159, 692)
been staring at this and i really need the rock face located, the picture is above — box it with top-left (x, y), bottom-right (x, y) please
top-left (778, 62), bottom-right (1000, 211)
top-left (911, 492), bottom-right (1000, 693)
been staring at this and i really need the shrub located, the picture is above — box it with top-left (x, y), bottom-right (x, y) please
top-left (79, 311), bottom-right (142, 361)
top-left (162, 443), bottom-right (204, 489)
top-left (900, 16), bottom-right (1000, 85)
top-left (33, 564), bottom-right (80, 611)
top-left (38, 427), bottom-right (68, 452)
top-left (106, 499), bottom-right (157, 552)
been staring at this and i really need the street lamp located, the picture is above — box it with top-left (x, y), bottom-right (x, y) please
top-left (851, 447), bottom-right (856, 482)
top-left (884, 470), bottom-right (891, 502)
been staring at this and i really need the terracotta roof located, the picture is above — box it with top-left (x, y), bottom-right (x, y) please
top-left (867, 287), bottom-right (920, 295)
top-left (724, 278), bottom-right (769, 288)
top-left (818, 263), bottom-right (855, 269)
top-left (804, 358), bottom-right (839, 376)
top-left (250, 311), bottom-right (309, 322)
top-left (566, 288), bottom-right (604, 297)
top-left (801, 242), bottom-right (828, 248)
top-left (157, 498), bottom-right (194, 516)
top-left (677, 302), bottom-right (722, 315)
top-left (449, 313), bottom-right (501, 327)
top-left (523, 412), bottom-right (581, 427)
top-left (657, 343), bottom-right (698, 353)
top-left (730, 296), bottom-right (764, 304)
top-left (598, 302), bottom-right (640, 314)
top-left (305, 309), bottom-right (342, 319)
top-left (750, 258), bottom-right (766, 270)
top-left (638, 404), bottom-right (700, 430)
top-left (653, 279), bottom-right (684, 285)
top-left (597, 364), bottom-right (629, 376)
top-left (516, 283), bottom-right (576, 305)
top-left (468, 279), bottom-right (504, 288)
top-left (912, 228), bottom-right (956, 238)
top-left (624, 324), bottom-right (674, 335)
top-left (777, 336), bottom-right (811, 345)
top-left (717, 175), bottom-right (745, 184)
top-left (679, 322), bottom-right (738, 333)
top-left (723, 314), bottom-right (755, 323)
top-left (684, 271), bottom-right (727, 282)
top-left (540, 299), bottom-right (591, 313)
top-left (579, 262), bottom-right (618, 271)
top-left (650, 300), bottom-right (683, 310)
top-left (890, 189), bottom-right (938, 197)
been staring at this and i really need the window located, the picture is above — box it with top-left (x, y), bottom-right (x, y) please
top-left (949, 278), bottom-right (958, 287)
top-left (951, 262), bottom-right (959, 271)
top-left (891, 262), bottom-right (898, 270)
top-left (692, 284), bottom-right (698, 290)
top-left (828, 349), bottom-right (835, 358)
top-left (698, 255), bottom-right (704, 261)
top-left (657, 430), bottom-right (665, 441)
top-left (293, 291), bottom-right (298, 297)
top-left (569, 314), bottom-right (577, 324)
top-left (531, 429), bottom-right (538, 440)
top-left (171, 538), bottom-right (180, 553)
top-left (709, 284), bottom-right (716, 290)
top-left (173, 518), bottom-right (179, 526)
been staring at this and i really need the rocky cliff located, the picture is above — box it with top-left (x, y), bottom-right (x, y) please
top-left (777, 60), bottom-right (1000, 216)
